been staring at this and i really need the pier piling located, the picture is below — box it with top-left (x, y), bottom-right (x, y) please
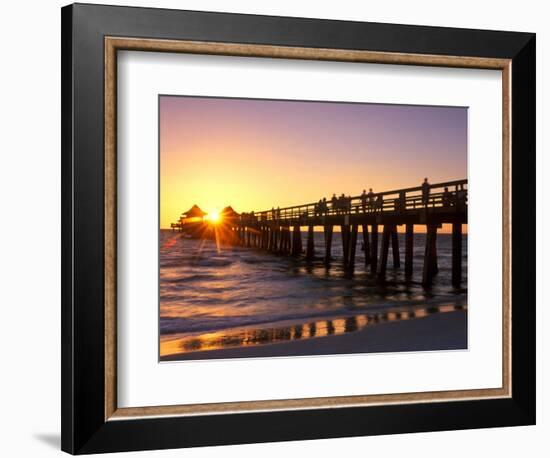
top-left (422, 223), bottom-right (438, 286)
top-left (391, 226), bottom-right (400, 268)
top-left (378, 224), bottom-right (393, 280)
top-left (405, 223), bottom-right (414, 278)
top-left (269, 227), bottom-right (275, 252)
top-left (306, 225), bottom-right (315, 260)
top-left (452, 222), bottom-right (462, 287)
top-left (324, 225), bottom-right (334, 265)
top-left (282, 226), bottom-right (291, 254)
top-left (348, 224), bottom-right (359, 270)
top-left (370, 224), bottom-right (379, 274)
top-left (292, 225), bottom-right (302, 256)
top-left (341, 224), bottom-right (351, 267)
top-left (362, 224), bottom-right (371, 265)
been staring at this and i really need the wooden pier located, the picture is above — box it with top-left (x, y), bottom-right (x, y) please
top-left (173, 179), bottom-right (467, 287)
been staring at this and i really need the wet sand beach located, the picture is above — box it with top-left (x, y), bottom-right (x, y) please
top-left (161, 305), bottom-right (467, 361)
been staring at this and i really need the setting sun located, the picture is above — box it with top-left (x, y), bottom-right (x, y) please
top-left (207, 210), bottom-right (221, 224)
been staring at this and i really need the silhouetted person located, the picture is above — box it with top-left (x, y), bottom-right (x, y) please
top-left (338, 193), bottom-right (346, 214)
top-left (361, 189), bottom-right (367, 213)
top-left (322, 197), bottom-right (327, 214)
top-left (367, 188), bottom-right (375, 212)
top-left (442, 186), bottom-right (451, 207)
top-left (376, 194), bottom-right (383, 212)
top-left (316, 199), bottom-right (322, 216)
top-left (422, 177), bottom-right (430, 207)
top-left (331, 194), bottom-right (337, 214)
top-left (340, 193), bottom-right (347, 214)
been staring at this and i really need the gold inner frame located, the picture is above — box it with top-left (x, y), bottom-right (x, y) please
top-left (104, 37), bottom-right (512, 421)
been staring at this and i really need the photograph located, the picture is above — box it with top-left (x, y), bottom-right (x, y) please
top-left (159, 95), bottom-right (468, 361)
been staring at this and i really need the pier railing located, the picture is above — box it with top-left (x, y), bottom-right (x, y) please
top-left (246, 179), bottom-right (467, 224)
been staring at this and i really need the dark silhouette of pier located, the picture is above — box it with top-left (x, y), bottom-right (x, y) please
top-left (172, 179), bottom-right (467, 287)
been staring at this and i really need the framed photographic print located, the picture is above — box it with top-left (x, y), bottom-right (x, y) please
top-left (61, 3), bottom-right (536, 454)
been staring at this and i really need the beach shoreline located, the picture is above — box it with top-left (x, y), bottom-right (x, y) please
top-left (161, 308), bottom-right (467, 362)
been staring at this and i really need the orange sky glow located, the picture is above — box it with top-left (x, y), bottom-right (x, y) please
top-left (160, 96), bottom-right (467, 233)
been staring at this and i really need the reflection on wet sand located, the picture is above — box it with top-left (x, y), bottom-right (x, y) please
top-left (160, 303), bottom-right (466, 357)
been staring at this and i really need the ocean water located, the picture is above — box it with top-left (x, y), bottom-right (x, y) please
top-left (159, 229), bottom-right (467, 355)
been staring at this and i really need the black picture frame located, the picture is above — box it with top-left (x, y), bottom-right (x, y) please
top-left (61, 3), bottom-right (535, 454)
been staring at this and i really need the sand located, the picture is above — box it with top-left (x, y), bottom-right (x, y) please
top-left (161, 308), bottom-right (467, 362)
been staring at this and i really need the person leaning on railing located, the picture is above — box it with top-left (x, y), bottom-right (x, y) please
top-left (331, 194), bottom-right (337, 214)
top-left (422, 177), bottom-right (430, 207)
top-left (376, 194), bottom-right (383, 212)
top-left (367, 188), bottom-right (375, 212)
top-left (442, 187), bottom-right (452, 207)
top-left (361, 189), bottom-right (367, 213)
